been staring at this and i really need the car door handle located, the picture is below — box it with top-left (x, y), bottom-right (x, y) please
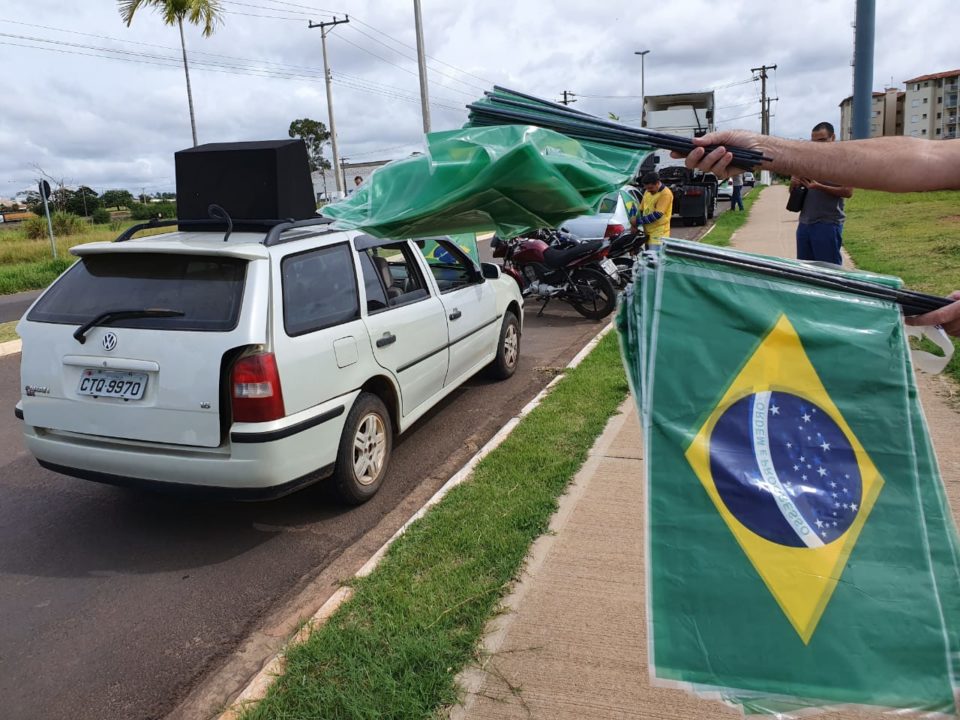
top-left (376, 332), bottom-right (397, 348)
top-left (449, 309), bottom-right (462, 321)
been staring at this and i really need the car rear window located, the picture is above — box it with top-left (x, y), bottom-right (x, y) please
top-left (27, 253), bottom-right (247, 331)
top-left (598, 193), bottom-right (618, 214)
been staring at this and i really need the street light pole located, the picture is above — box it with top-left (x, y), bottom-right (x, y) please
top-left (635, 50), bottom-right (650, 126)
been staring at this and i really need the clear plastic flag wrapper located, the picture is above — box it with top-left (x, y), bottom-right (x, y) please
top-left (617, 239), bottom-right (960, 716)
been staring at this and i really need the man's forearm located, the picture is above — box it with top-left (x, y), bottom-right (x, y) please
top-left (760, 136), bottom-right (960, 192)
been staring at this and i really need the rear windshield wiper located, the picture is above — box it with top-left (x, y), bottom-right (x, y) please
top-left (73, 309), bottom-right (185, 344)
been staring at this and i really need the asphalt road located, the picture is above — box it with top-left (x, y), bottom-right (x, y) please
top-left (0, 297), bottom-right (608, 720)
top-left (0, 289), bottom-right (40, 324)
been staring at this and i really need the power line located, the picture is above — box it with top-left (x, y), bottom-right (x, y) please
top-left (342, 23), bottom-right (486, 95)
top-left (254, 0), bottom-right (496, 87)
top-left (2, 18), bottom-right (355, 77)
top-left (333, 70), bottom-right (464, 106)
top-left (576, 93), bottom-right (644, 99)
top-left (0, 37), bottom-right (462, 113)
top-left (716, 110), bottom-right (762, 124)
top-left (329, 31), bottom-right (475, 99)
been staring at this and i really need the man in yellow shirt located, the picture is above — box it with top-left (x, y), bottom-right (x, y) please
top-left (630, 171), bottom-right (673, 245)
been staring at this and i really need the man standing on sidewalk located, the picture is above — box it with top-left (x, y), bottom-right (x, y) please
top-left (730, 173), bottom-right (744, 211)
top-left (792, 122), bottom-right (853, 265)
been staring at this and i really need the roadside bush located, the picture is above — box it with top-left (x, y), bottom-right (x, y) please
top-left (21, 215), bottom-right (48, 239)
top-left (22, 212), bottom-right (86, 238)
top-left (130, 201), bottom-right (176, 220)
top-left (92, 208), bottom-right (111, 224)
top-left (51, 212), bottom-right (85, 236)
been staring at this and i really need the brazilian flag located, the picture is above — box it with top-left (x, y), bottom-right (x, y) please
top-left (620, 240), bottom-right (960, 714)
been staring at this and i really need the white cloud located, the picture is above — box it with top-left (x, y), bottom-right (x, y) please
top-left (1, 0), bottom-right (957, 195)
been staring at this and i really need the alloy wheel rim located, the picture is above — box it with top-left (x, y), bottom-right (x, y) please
top-left (353, 413), bottom-right (386, 486)
top-left (504, 324), bottom-right (519, 368)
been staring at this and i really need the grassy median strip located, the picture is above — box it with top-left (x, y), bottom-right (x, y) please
top-left (843, 190), bottom-right (960, 384)
top-left (0, 320), bottom-right (19, 344)
top-left (700, 184), bottom-right (766, 247)
top-left (241, 332), bottom-right (629, 720)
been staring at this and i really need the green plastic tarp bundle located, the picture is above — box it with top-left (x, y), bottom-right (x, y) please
top-left (322, 124), bottom-right (649, 240)
top-left (617, 239), bottom-right (960, 716)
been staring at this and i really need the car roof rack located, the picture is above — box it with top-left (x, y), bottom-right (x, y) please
top-left (113, 215), bottom-right (336, 245)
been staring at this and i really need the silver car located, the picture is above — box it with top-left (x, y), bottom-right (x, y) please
top-left (558, 186), bottom-right (642, 240)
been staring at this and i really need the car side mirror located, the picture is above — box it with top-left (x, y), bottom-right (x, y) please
top-left (481, 262), bottom-right (501, 280)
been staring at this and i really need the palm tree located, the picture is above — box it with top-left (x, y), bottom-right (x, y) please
top-left (118, 0), bottom-right (224, 146)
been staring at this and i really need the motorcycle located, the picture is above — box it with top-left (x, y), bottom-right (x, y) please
top-left (490, 231), bottom-right (618, 320)
top-left (604, 228), bottom-right (647, 287)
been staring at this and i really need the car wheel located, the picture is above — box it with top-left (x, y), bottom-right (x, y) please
top-left (333, 392), bottom-right (392, 505)
top-left (487, 311), bottom-right (520, 380)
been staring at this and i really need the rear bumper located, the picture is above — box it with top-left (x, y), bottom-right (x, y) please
top-left (21, 393), bottom-right (356, 493)
top-left (36, 459), bottom-right (333, 500)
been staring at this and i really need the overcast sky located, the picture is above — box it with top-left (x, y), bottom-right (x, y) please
top-left (1, 0), bottom-right (957, 198)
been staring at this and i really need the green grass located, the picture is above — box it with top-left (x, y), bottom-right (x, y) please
top-left (0, 320), bottom-right (18, 343)
top-left (701, 184), bottom-right (766, 247)
top-left (842, 190), bottom-right (960, 383)
top-left (0, 220), bottom-right (170, 294)
top-left (241, 333), bottom-right (629, 720)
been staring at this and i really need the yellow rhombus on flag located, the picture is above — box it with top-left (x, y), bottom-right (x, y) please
top-left (685, 314), bottom-right (884, 644)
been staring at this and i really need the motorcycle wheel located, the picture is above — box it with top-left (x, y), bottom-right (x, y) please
top-left (567, 267), bottom-right (617, 320)
top-left (612, 256), bottom-right (634, 286)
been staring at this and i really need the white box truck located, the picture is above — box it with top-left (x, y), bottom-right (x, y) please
top-left (641, 92), bottom-right (719, 226)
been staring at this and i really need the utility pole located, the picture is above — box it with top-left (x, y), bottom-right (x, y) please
top-left (751, 64), bottom-right (777, 134)
top-left (558, 90), bottom-right (577, 106)
top-left (309, 15), bottom-right (350, 197)
top-left (765, 97), bottom-right (779, 135)
top-left (413, 0), bottom-right (431, 133)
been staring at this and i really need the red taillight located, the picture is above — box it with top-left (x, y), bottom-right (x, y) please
top-left (231, 352), bottom-right (285, 422)
top-left (604, 223), bottom-right (625, 238)
top-left (686, 188), bottom-right (704, 196)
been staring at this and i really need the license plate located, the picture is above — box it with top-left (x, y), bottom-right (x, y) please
top-left (77, 370), bottom-right (148, 400)
top-left (601, 258), bottom-right (618, 277)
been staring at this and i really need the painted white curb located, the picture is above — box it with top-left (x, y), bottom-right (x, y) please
top-left (0, 339), bottom-right (22, 357)
top-left (219, 321), bottom-right (616, 719)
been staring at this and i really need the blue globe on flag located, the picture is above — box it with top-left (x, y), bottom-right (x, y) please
top-left (708, 391), bottom-right (863, 548)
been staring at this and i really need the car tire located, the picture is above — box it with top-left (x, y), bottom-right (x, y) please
top-left (333, 392), bottom-right (392, 505)
top-left (486, 311), bottom-right (520, 380)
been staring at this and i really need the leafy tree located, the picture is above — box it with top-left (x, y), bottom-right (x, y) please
top-left (119, 0), bottom-right (225, 146)
top-left (22, 191), bottom-right (43, 215)
top-left (101, 189), bottom-right (135, 209)
top-left (288, 118), bottom-right (332, 173)
top-left (66, 186), bottom-right (101, 216)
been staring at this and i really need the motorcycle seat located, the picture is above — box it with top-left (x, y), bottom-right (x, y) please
top-left (543, 239), bottom-right (603, 268)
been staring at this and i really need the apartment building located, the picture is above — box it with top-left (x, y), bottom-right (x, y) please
top-left (839, 88), bottom-right (904, 140)
top-left (903, 69), bottom-right (960, 140)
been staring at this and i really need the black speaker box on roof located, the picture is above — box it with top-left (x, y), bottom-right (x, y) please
top-left (174, 140), bottom-right (316, 230)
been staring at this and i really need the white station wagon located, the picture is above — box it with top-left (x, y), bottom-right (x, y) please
top-left (15, 216), bottom-right (523, 504)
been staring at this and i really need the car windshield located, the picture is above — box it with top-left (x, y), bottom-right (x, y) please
top-left (28, 253), bottom-right (247, 331)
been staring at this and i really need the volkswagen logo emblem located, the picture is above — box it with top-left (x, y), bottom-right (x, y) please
top-left (102, 332), bottom-right (118, 352)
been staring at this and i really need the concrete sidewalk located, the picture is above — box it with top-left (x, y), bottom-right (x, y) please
top-left (454, 184), bottom-right (960, 719)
